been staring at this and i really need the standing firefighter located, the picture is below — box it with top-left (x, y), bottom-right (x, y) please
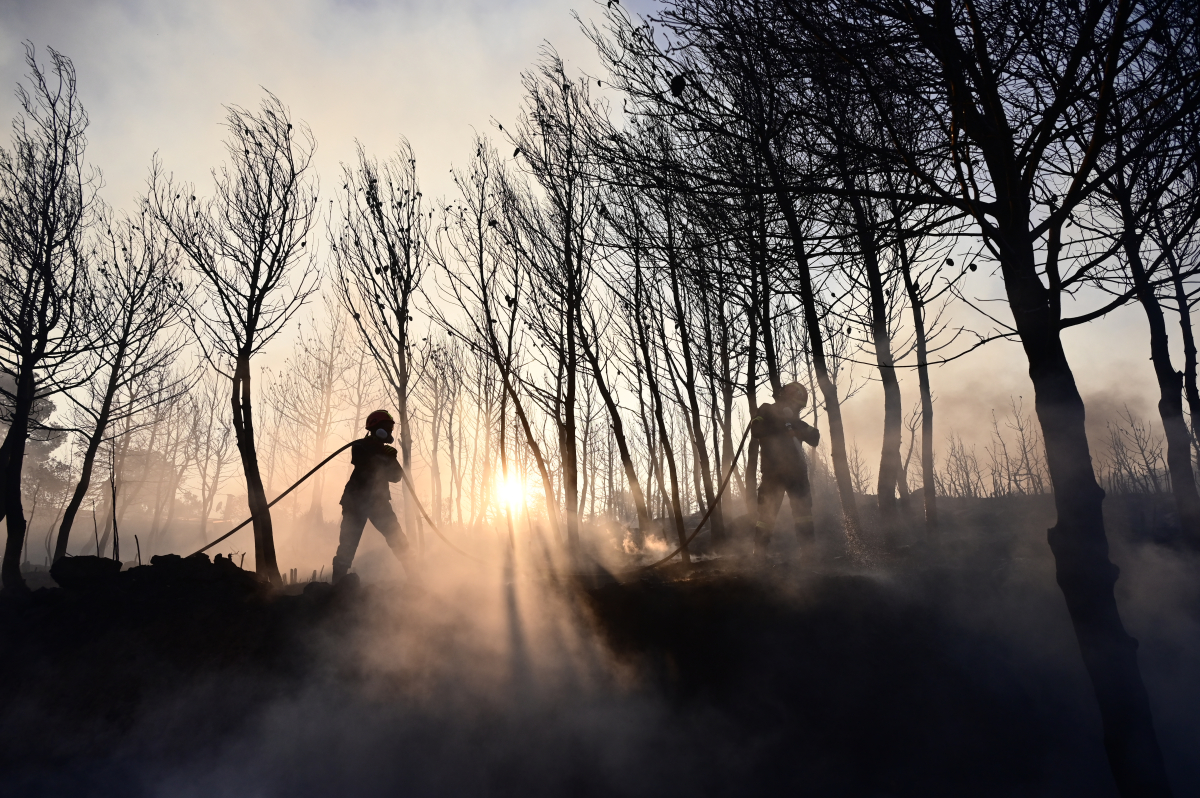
top-left (332, 410), bottom-right (413, 583)
top-left (752, 382), bottom-right (821, 554)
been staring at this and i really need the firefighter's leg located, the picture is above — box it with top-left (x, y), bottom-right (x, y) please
top-left (332, 502), bottom-right (369, 583)
top-left (755, 474), bottom-right (785, 554)
top-left (368, 501), bottom-right (414, 572)
top-left (787, 481), bottom-right (815, 546)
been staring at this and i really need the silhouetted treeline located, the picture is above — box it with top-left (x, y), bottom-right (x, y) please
top-left (2, 2), bottom-right (1198, 793)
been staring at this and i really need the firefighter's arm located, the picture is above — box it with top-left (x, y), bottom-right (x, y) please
top-left (381, 445), bottom-right (403, 482)
top-left (750, 405), bottom-right (768, 440)
top-left (793, 419), bottom-right (821, 446)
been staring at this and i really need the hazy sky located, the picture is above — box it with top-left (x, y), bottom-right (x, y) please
top-left (0, 0), bottom-right (620, 204)
top-left (0, 0), bottom-right (1166, 455)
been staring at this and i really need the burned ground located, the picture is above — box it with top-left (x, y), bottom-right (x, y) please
top-left (1, 496), bottom-right (1197, 798)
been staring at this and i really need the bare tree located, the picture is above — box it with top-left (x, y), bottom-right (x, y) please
top-left (266, 300), bottom-right (354, 525)
top-left (192, 375), bottom-right (235, 545)
top-left (889, 204), bottom-right (966, 534)
top-left (586, 6), bottom-right (869, 547)
top-left (0, 45), bottom-right (99, 591)
top-left (330, 139), bottom-right (427, 541)
top-left (415, 338), bottom-right (464, 528)
top-left (52, 209), bottom-right (187, 560)
top-left (506, 51), bottom-right (605, 557)
top-left (150, 92), bottom-right (319, 585)
top-left (1101, 408), bottom-right (1169, 496)
top-left (145, 388), bottom-right (196, 555)
top-left (752, 0), bottom-right (1198, 790)
top-left (432, 137), bottom-right (562, 537)
top-left (1091, 68), bottom-right (1200, 542)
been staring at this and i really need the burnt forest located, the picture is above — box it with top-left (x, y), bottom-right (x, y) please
top-left (1, 1), bottom-right (1199, 796)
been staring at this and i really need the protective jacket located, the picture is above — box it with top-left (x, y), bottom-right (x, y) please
top-left (340, 436), bottom-right (403, 505)
top-left (752, 401), bottom-right (821, 476)
top-left (752, 400), bottom-right (821, 552)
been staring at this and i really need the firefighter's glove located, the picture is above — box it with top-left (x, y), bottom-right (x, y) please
top-left (383, 445), bottom-right (398, 458)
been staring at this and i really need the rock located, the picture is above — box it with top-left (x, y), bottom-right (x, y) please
top-left (123, 552), bottom-right (265, 596)
top-left (302, 580), bottom-right (333, 597)
top-left (50, 556), bottom-right (122, 591)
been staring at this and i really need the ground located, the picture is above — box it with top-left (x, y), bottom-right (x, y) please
top-left (0, 494), bottom-right (1196, 797)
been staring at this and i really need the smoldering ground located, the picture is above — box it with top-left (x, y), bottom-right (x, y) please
top-left (1, 501), bottom-right (1198, 798)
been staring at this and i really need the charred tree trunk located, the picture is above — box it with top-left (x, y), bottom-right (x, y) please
top-left (96, 419), bottom-right (134, 558)
top-left (1165, 242), bottom-right (1200, 449)
top-left (762, 142), bottom-right (863, 545)
top-left (646, 346), bottom-right (690, 565)
top-left (755, 218), bottom-right (781, 395)
top-left (562, 304), bottom-right (581, 558)
top-left (53, 343), bottom-right (127, 561)
top-left (699, 258), bottom-right (733, 546)
top-left (231, 354), bottom-right (281, 585)
top-left (714, 278), bottom-right (739, 504)
top-left (999, 211), bottom-right (1169, 794)
top-left (636, 274), bottom-right (689, 564)
top-left (578, 315), bottom-right (653, 538)
top-left (897, 236), bottom-right (939, 535)
top-left (663, 213), bottom-right (725, 547)
top-left (1120, 212), bottom-right (1200, 545)
top-left (0, 364), bottom-right (38, 591)
top-left (846, 191), bottom-right (903, 520)
top-left (744, 282), bottom-right (761, 516)
top-left (634, 347), bottom-right (661, 549)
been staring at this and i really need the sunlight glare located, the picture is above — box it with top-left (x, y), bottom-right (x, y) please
top-left (496, 472), bottom-right (526, 515)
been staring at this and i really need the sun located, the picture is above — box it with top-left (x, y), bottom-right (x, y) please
top-left (495, 472), bottom-right (526, 514)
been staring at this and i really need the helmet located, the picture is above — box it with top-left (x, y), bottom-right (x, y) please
top-left (365, 409), bottom-right (395, 430)
top-left (775, 382), bottom-right (808, 408)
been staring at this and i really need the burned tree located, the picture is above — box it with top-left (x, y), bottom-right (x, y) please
top-left (887, 199), bottom-right (965, 535)
top-left (330, 139), bottom-right (426, 541)
top-left (506, 52), bottom-right (605, 557)
top-left (586, 7), bottom-right (868, 547)
top-left (265, 300), bottom-right (354, 525)
top-left (752, 0), bottom-right (1199, 792)
top-left (0, 45), bottom-right (99, 591)
top-left (1091, 54), bottom-right (1200, 545)
top-left (192, 374), bottom-right (235, 545)
top-left (151, 92), bottom-right (319, 586)
top-left (827, 165), bottom-right (908, 522)
top-left (52, 210), bottom-right (187, 561)
top-left (433, 137), bottom-right (563, 537)
top-left (1156, 159), bottom-right (1200, 450)
top-left (612, 201), bottom-right (693, 563)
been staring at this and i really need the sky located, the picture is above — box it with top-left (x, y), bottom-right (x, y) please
top-left (0, 0), bottom-right (618, 204)
top-left (0, 0), bottom-right (1169, 463)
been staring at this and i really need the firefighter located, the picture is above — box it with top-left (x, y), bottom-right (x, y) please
top-left (331, 409), bottom-right (413, 583)
top-left (752, 382), bottom-right (821, 554)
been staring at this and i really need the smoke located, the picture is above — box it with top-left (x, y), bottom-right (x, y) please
top-left (8, 498), bottom-right (1196, 798)
top-left (110, 557), bottom-right (703, 798)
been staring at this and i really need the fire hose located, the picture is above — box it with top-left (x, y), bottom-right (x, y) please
top-left (190, 421), bottom-right (753, 571)
top-left (192, 442), bottom-right (356, 557)
top-left (637, 421), bottom-right (752, 570)
top-left (189, 441), bottom-right (478, 562)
